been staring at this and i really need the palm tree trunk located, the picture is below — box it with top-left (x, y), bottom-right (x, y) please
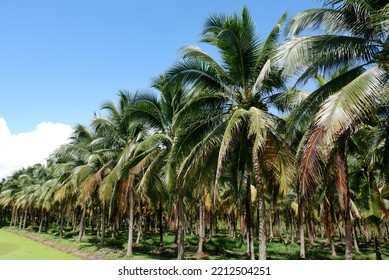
top-left (126, 186), bottom-right (134, 257)
top-left (59, 205), bottom-right (64, 238)
top-left (135, 199), bottom-right (143, 245)
top-left (72, 211), bottom-right (77, 232)
top-left (253, 153), bottom-right (266, 260)
top-left (22, 209), bottom-right (28, 230)
top-left (269, 209), bottom-right (274, 240)
top-left (100, 205), bottom-right (106, 246)
top-left (45, 211), bottom-right (50, 229)
top-left (197, 197), bottom-right (205, 254)
top-left (307, 212), bottom-right (314, 248)
top-left (90, 208), bottom-right (95, 236)
top-left (232, 212), bottom-right (236, 239)
top-left (226, 214), bottom-right (231, 237)
top-left (38, 209), bottom-right (45, 233)
top-left (158, 200), bottom-right (164, 248)
top-left (290, 211), bottom-right (295, 243)
top-left (297, 180), bottom-right (305, 259)
top-left (330, 236), bottom-right (337, 257)
top-left (375, 236), bottom-right (382, 260)
top-left (10, 206), bottom-right (16, 227)
top-left (356, 220), bottom-right (365, 245)
top-left (327, 192), bottom-right (337, 257)
top-left (245, 176), bottom-right (255, 260)
top-left (277, 212), bottom-right (282, 241)
top-left (336, 139), bottom-right (352, 260)
top-left (353, 225), bottom-right (360, 254)
top-left (209, 203), bottom-right (215, 240)
top-left (257, 188), bottom-right (266, 260)
top-left (77, 208), bottom-right (86, 243)
top-left (177, 188), bottom-right (185, 260)
top-left (31, 210), bottom-right (35, 231)
top-left (18, 210), bottom-right (23, 229)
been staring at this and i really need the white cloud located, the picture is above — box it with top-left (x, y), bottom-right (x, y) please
top-left (0, 117), bottom-right (73, 180)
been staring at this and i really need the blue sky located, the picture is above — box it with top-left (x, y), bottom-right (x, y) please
top-left (0, 0), bottom-right (321, 134)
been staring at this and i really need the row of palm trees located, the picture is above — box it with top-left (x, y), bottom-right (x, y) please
top-left (1, 0), bottom-right (388, 260)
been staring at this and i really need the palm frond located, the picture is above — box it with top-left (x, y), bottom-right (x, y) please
top-left (315, 65), bottom-right (387, 141)
top-left (299, 126), bottom-right (326, 196)
top-left (277, 35), bottom-right (379, 77)
top-left (180, 45), bottom-right (228, 80)
top-left (257, 12), bottom-right (287, 67)
top-left (167, 58), bottom-right (228, 93)
top-left (287, 8), bottom-right (345, 35)
top-left (248, 107), bottom-right (273, 156)
top-left (215, 109), bottom-right (249, 184)
top-left (286, 64), bottom-right (367, 143)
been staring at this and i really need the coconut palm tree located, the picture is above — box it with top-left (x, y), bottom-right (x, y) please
top-left (277, 0), bottom-right (389, 259)
top-left (0, 171), bottom-right (24, 227)
top-left (55, 122), bottom-right (116, 245)
top-left (124, 72), bottom-right (228, 259)
top-left (52, 124), bottom-right (97, 241)
top-left (93, 91), bottom-right (148, 256)
top-left (167, 7), bottom-right (294, 260)
top-left (348, 102), bottom-right (389, 259)
top-left (126, 79), bottom-right (186, 259)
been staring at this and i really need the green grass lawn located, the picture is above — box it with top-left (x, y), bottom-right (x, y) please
top-left (0, 229), bottom-right (80, 260)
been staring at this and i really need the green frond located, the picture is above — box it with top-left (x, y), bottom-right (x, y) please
top-left (134, 134), bottom-right (171, 154)
top-left (137, 149), bottom-right (168, 195)
top-left (251, 59), bottom-right (272, 95)
top-left (371, 3), bottom-right (389, 34)
top-left (257, 12), bottom-right (287, 67)
top-left (266, 131), bottom-right (297, 196)
top-left (286, 64), bottom-right (367, 143)
top-left (315, 65), bottom-right (387, 141)
top-left (179, 45), bottom-right (228, 80)
top-left (167, 58), bottom-right (228, 93)
top-left (201, 13), bottom-right (225, 42)
top-left (277, 35), bottom-right (379, 77)
top-left (100, 101), bottom-right (120, 120)
top-left (270, 88), bottom-right (312, 113)
top-left (129, 97), bottom-right (165, 131)
top-left (216, 109), bottom-right (249, 183)
top-left (99, 163), bottom-right (122, 206)
top-left (350, 198), bottom-right (361, 219)
top-left (248, 107), bottom-right (273, 156)
top-left (287, 8), bottom-right (345, 36)
top-left (177, 121), bottom-right (225, 184)
top-left (173, 92), bottom-right (229, 128)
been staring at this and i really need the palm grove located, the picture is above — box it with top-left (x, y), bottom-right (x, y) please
top-left (0, 0), bottom-right (388, 260)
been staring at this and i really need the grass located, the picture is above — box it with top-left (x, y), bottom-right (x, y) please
top-left (0, 228), bottom-right (80, 260)
top-left (1, 225), bottom-right (388, 260)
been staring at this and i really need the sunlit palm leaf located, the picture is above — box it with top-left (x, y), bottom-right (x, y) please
top-left (277, 35), bottom-right (378, 77)
top-left (315, 65), bottom-right (387, 140)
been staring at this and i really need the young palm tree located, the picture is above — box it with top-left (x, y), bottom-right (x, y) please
top-left (167, 7), bottom-right (294, 259)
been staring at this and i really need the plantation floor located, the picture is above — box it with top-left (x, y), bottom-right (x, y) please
top-left (0, 229), bottom-right (80, 260)
top-left (1, 226), bottom-right (388, 260)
